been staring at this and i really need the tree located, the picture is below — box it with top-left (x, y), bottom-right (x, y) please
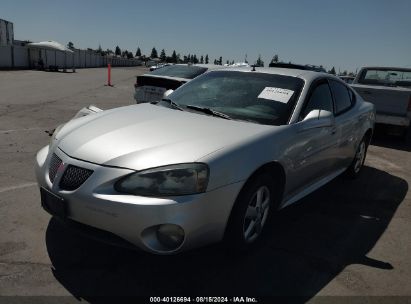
top-left (270, 54), bottom-right (279, 64)
top-left (214, 59), bottom-right (217, 65)
top-left (171, 50), bottom-right (178, 63)
top-left (226, 60), bottom-right (229, 65)
top-left (219, 56), bottom-right (222, 65)
top-left (159, 49), bottom-right (166, 62)
top-left (96, 44), bottom-right (103, 54)
top-left (255, 55), bottom-right (264, 67)
top-left (150, 47), bottom-right (158, 58)
top-left (67, 41), bottom-right (74, 49)
top-left (135, 47), bottom-right (141, 57)
top-left (205, 54), bottom-right (209, 64)
top-left (115, 46), bottom-right (121, 56)
top-left (328, 67), bottom-right (336, 75)
top-left (200, 55), bottom-right (204, 64)
top-left (193, 54), bottom-right (199, 64)
top-left (127, 51), bottom-right (134, 59)
top-left (97, 45), bottom-right (106, 56)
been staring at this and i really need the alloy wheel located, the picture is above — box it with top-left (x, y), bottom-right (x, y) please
top-left (354, 141), bottom-right (366, 173)
top-left (243, 185), bottom-right (271, 243)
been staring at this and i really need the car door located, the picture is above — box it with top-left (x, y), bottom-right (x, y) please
top-left (284, 80), bottom-right (340, 199)
top-left (328, 79), bottom-right (357, 169)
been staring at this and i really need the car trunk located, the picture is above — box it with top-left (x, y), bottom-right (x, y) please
top-left (134, 75), bottom-right (188, 103)
top-left (136, 75), bottom-right (187, 91)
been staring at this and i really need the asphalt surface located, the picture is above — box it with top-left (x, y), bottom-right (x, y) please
top-left (0, 67), bottom-right (410, 302)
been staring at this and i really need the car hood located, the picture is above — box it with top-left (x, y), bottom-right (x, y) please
top-left (57, 103), bottom-right (274, 170)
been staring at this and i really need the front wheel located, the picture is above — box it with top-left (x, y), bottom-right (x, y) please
top-left (224, 173), bottom-right (277, 250)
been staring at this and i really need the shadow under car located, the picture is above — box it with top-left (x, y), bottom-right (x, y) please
top-left (45, 166), bottom-right (407, 301)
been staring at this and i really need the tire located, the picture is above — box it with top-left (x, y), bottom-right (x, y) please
top-left (345, 135), bottom-right (369, 179)
top-left (224, 173), bottom-right (278, 251)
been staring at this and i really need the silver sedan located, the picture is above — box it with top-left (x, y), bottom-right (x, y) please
top-left (35, 67), bottom-right (375, 254)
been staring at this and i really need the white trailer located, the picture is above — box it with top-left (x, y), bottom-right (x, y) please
top-left (0, 19), bottom-right (14, 46)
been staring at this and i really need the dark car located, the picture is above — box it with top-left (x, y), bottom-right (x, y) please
top-left (134, 64), bottom-right (225, 103)
top-left (268, 62), bottom-right (326, 73)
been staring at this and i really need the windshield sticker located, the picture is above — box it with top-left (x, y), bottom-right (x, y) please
top-left (258, 87), bottom-right (294, 103)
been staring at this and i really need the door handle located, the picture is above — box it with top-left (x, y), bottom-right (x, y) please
top-left (331, 127), bottom-right (337, 135)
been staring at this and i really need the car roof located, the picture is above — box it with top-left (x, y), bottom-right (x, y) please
top-left (212, 66), bottom-right (334, 82)
top-left (141, 74), bottom-right (190, 82)
top-left (360, 66), bottom-right (411, 72)
top-left (142, 64), bottom-right (227, 80)
top-left (268, 62), bottom-right (326, 72)
top-left (174, 63), bottom-right (227, 70)
top-left (148, 63), bottom-right (227, 71)
top-left (196, 64), bottom-right (228, 69)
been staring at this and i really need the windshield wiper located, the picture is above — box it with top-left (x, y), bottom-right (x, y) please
top-left (161, 98), bottom-right (184, 111)
top-left (186, 105), bottom-right (232, 120)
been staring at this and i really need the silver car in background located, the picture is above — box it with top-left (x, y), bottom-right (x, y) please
top-left (134, 64), bottom-right (225, 103)
top-left (35, 67), bottom-right (375, 254)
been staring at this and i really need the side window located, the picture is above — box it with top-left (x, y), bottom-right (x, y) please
top-left (300, 82), bottom-right (333, 119)
top-left (329, 80), bottom-right (353, 115)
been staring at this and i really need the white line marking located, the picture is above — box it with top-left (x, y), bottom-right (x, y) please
top-left (0, 183), bottom-right (37, 194)
top-left (0, 128), bottom-right (41, 134)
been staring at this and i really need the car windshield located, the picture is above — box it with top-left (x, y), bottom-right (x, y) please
top-left (149, 65), bottom-right (208, 79)
top-left (358, 69), bottom-right (411, 87)
top-left (164, 71), bottom-right (304, 125)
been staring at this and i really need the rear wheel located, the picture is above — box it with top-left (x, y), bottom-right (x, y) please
top-left (345, 135), bottom-right (369, 178)
top-left (225, 173), bottom-right (277, 250)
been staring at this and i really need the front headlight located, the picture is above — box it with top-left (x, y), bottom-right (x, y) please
top-left (49, 124), bottom-right (64, 146)
top-left (115, 163), bottom-right (209, 196)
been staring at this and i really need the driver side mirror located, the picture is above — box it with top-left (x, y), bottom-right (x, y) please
top-left (299, 109), bottom-right (334, 131)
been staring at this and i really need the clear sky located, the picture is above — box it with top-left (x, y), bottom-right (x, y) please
top-left (2, 0), bottom-right (410, 72)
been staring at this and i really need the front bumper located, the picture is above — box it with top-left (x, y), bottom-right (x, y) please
top-left (35, 145), bottom-right (243, 254)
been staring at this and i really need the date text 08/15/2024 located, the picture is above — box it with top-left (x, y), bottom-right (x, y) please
top-left (149, 296), bottom-right (258, 303)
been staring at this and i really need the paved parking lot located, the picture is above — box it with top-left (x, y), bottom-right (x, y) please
top-left (0, 67), bottom-right (410, 302)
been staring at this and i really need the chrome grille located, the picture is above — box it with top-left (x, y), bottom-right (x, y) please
top-left (49, 153), bottom-right (62, 183)
top-left (59, 165), bottom-right (93, 191)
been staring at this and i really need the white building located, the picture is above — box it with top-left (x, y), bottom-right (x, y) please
top-left (0, 19), bottom-right (14, 46)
